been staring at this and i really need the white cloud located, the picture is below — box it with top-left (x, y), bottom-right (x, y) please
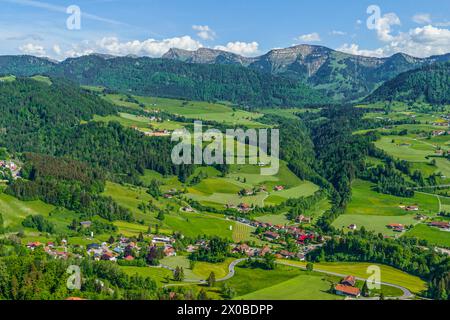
top-left (214, 41), bottom-right (259, 56)
top-left (331, 30), bottom-right (347, 36)
top-left (373, 13), bottom-right (401, 42)
top-left (412, 13), bottom-right (432, 25)
top-left (338, 25), bottom-right (450, 58)
top-left (192, 25), bottom-right (216, 41)
top-left (52, 44), bottom-right (61, 55)
top-left (19, 43), bottom-right (46, 56)
top-left (295, 32), bottom-right (321, 42)
top-left (63, 36), bottom-right (203, 58)
top-left (336, 43), bottom-right (385, 58)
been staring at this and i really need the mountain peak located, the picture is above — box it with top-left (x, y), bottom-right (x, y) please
top-left (162, 47), bottom-right (254, 65)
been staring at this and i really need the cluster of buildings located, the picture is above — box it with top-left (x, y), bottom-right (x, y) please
top-left (334, 275), bottom-right (361, 298)
top-left (27, 240), bottom-right (74, 260)
top-left (0, 160), bottom-right (20, 180)
top-left (387, 223), bottom-right (406, 232)
top-left (431, 129), bottom-right (450, 136)
top-left (428, 221), bottom-right (450, 230)
top-left (86, 236), bottom-right (178, 262)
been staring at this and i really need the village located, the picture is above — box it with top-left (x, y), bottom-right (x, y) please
top-left (0, 159), bottom-right (21, 181)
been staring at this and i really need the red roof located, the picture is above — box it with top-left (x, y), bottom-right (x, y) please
top-left (124, 255), bottom-right (134, 261)
top-left (335, 284), bottom-right (361, 296)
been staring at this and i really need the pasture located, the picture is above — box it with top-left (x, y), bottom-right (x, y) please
top-left (277, 260), bottom-right (427, 294)
top-left (405, 223), bottom-right (450, 248)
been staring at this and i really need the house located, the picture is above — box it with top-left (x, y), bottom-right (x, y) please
top-left (334, 284), bottom-right (361, 297)
top-left (181, 206), bottom-right (194, 212)
top-left (101, 252), bottom-right (116, 262)
top-left (163, 193), bottom-right (173, 199)
top-left (258, 246), bottom-right (271, 257)
top-left (415, 214), bottom-right (427, 221)
top-left (164, 246), bottom-right (177, 257)
top-left (432, 130), bottom-right (446, 136)
top-left (27, 242), bottom-right (42, 250)
top-left (405, 205), bottom-right (419, 211)
top-left (263, 231), bottom-right (280, 241)
top-left (152, 236), bottom-right (172, 244)
top-left (348, 224), bottom-right (357, 231)
top-left (428, 221), bottom-right (450, 229)
top-left (238, 203), bottom-right (252, 212)
top-left (296, 215), bottom-right (312, 224)
top-left (80, 221), bottom-right (92, 228)
top-left (387, 224), bottom-right (405, 232)
top-left (273, 185), bottom-right (285, 191)
top-left (341, 275), bottom-right (356, 287)
top-left (124, 255), bottom-right (134, 261)
top-left (278, 250), bottom-right (295, 258)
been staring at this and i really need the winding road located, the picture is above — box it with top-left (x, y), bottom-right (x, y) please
top-left (162, 258), bottom-right (414, 299)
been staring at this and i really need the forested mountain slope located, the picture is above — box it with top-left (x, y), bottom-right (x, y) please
top-left (0, 55), bottom-right (327, 108)
top-left (365, 62), bottom-right (450, 104)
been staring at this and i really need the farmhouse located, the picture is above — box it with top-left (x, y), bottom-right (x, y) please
top-left (264, 231), bottom-right (280, 241)
top-left (296, 215), bottom-right (312, 224)
top-left (432, 130), bottom-right (446, 136)
top-left (238, 203), bottom-right (252, 212)
top-left (80, 221), bottom-right (92, 228)
top-left (273, 185), bottom-right (285, 191)
top-left (387, 223), bottom-right (405, 232)
top-left (348, 224), bottom-right (357, 230)
top-left (341, 275), bottom-right (356, 287)
top-left (334, 284), bottom-right (361, 297)
top-left (405, 205), bottom-right (419, 212)
top-left (428, 221), bottom-right (450, 230)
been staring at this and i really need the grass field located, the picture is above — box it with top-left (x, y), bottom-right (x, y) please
top-left (120, 266), bottom-right (173, 286)
top-left (375, 136), bottom-right (434, 162)
top-left (0, 193), bottom-right (55, 229)
top-left (277, 260), bottom-right (427, 294)
top-left (238, 272), bottom-right (341, 300)
top-left (104, 181), bottom-right (251, 240)
top-left (405, 223), bottom-right (450, 248)
top-left (134, 96), bottom-right (266, 128)
top-left (186, 162), bottom-right (319, 209)
top-left (160, 256), bottom-right (234, 281)
top-left (345, 180), bottom-right (439, 216)
top-left (333, 180), bottom-right (439, 236)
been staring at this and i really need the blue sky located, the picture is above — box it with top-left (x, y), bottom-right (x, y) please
top-left (0, 0), bottom-right (449, 59)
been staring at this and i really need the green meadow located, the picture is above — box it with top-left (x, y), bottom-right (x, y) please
top-left (405, 223), bottom-right (450, 248)
top-left (333, 180), bottom-right (438, 236)
top-left (277, 260), bottom-right (426, 294)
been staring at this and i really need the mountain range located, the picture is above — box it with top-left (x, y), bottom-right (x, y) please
top-left (163, 45), bottom-right (450, 100)
top-left (0, 44), bottom-right (449, 105)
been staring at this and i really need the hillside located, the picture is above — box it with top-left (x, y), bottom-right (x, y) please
top-left (365, 62), bottom-right (450, 104)
top-left (0, 55), bottom-right (327, 108)
top-left (0, 77), bottom-right (117, 151)
top-left (163, 45), bottom-right (450, 101)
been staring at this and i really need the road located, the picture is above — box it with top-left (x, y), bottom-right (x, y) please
top-left (163, 258), bottom-right (414, 299)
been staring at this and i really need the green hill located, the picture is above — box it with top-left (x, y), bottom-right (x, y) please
top-left (365, 62), bottom-right (450, 104)
top-left (0, 55), bottom-right (328, 108)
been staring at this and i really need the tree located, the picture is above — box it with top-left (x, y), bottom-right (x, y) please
top-left (222, 284), bottom-right (236, 299)
top-left (306, 262), bottom-right (314, 272)
top-left (108, 235), bottom-right (115, 244)
top-left (0, 213), bottom-right (4, 234)
top-left (138, 232), bottom-right (144, 242)
top-left (197, 289), bottom-right (208, 300)
top-left (174, 266), bottom-right (185, 282)
top-left (362, 280), bottom-right (370, 297)
top-left (207, 272), bottom-right (216, 287)
top-left (157, 211), bottom-right (165, 221)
